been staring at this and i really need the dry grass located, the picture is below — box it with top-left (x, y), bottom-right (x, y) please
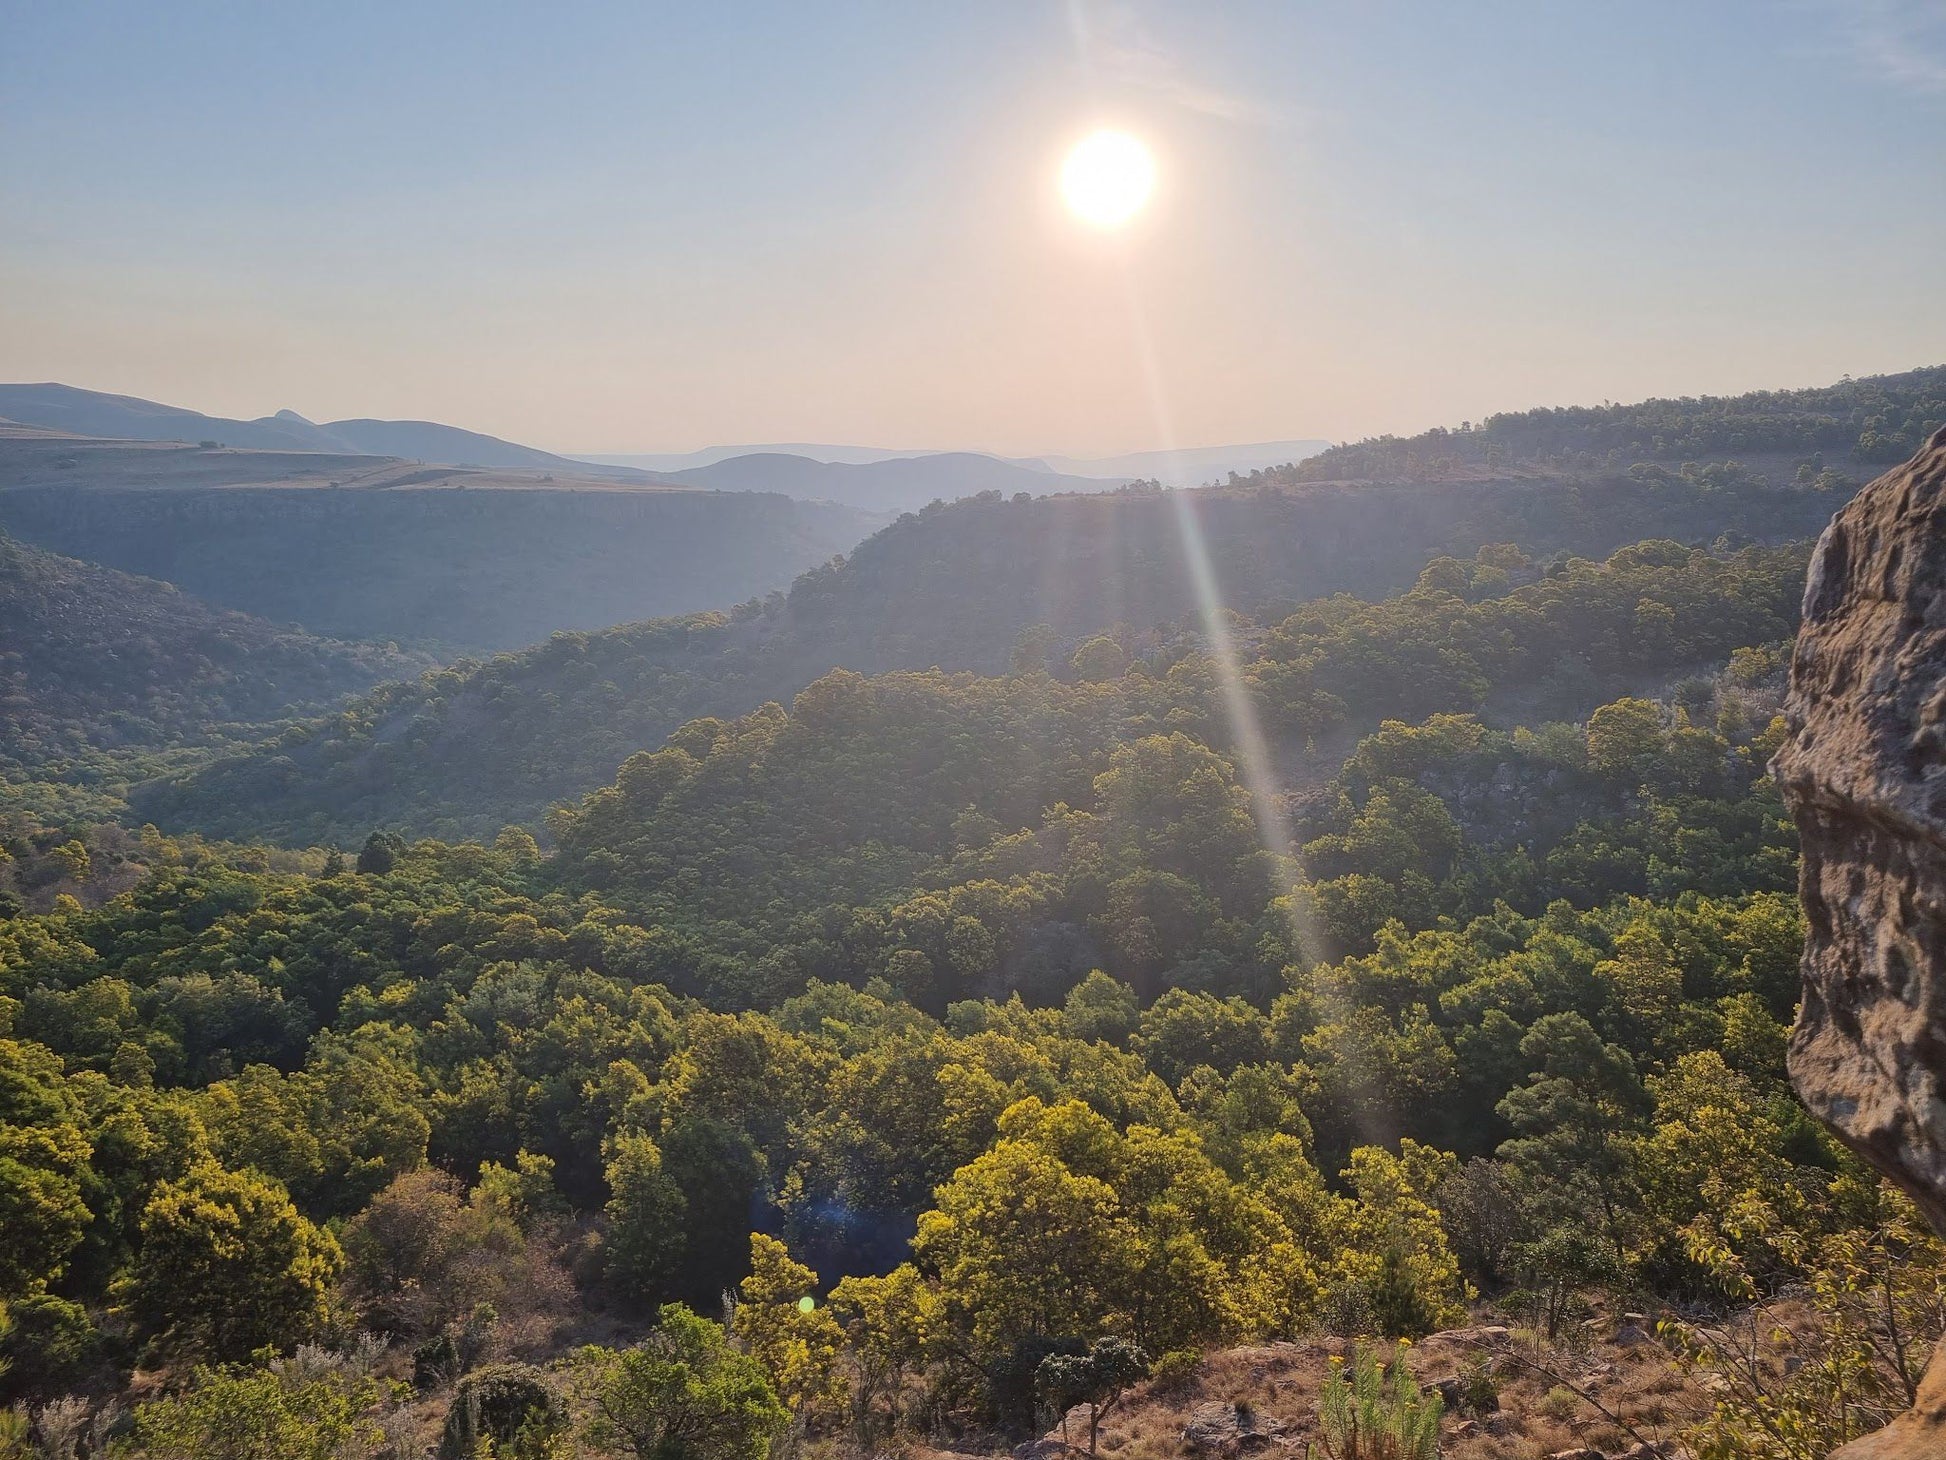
top-left (1034, 1307), bottom-right (1721, 1460)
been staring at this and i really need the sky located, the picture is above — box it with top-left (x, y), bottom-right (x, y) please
top-left (2, 0), bottom-right (1943, 457)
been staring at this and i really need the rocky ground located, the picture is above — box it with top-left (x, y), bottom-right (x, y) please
top-left (937, 1309), bottom-right (1726, 1460)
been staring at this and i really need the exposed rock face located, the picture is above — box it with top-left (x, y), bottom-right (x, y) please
top-left (1775, 425), bottom-right (1946, 1458)
top-left (1180, 1399), bottom-right (1279, 1455)
top-left (1777, 425), bottom-right (1946, 1229)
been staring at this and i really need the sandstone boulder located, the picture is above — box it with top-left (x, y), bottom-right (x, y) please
top-left (1180, 1400), bottom-right (1278, 1455)
top-left (1776, 425), bottom-right (1946, 1231)
top-left (1775, 425), bottom-right (1946, 1458)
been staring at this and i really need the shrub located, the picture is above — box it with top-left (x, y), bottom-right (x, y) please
top-left (1146, 1349), bottom-right (1202, 1396)
top-left (438, 1363), bottom-right (564, 1460)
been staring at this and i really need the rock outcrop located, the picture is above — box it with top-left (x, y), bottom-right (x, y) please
top-left (1775, 424), bottom-right (1946, 1458)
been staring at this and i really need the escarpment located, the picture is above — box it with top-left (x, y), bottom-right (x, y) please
top-left (1775, 424), bottom-right (1946, 1457)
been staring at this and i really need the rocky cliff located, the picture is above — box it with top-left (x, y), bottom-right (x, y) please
top-left (1775, 423), bottom-right (1946, 1457)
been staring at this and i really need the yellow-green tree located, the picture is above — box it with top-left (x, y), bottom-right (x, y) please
top-left (0, 1038), bottom-right (94, 1298)
top-left (829, 1263), bottom-right (937, 1444)
top-left (123, 1161), bottom-right (341, 1361)
top-left (912, 1134), bottom-right (1129, 1361)
top-left (732, 1235), bottom-right (845, 1423)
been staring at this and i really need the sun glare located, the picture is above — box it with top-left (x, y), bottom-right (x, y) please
top-left (1060, 129), bottom-right (1155, 228)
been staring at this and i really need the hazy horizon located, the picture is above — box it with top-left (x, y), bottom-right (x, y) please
top-left (4, 1), bottom-right (1944, 456)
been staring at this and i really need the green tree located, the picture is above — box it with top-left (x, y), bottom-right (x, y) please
top-left (1069, 637), bottom-right (1130, 683)
top-left (124, 1162), bottom-right (341, 1362)
top-left (660, 1115), bottom-right (764, 1308)
top-left (1496, 1013), bottom-right (1648, 1255)
top-left (354, 831), bottom-right (403, 876)
top-left (603, 1131), bottom-right (687, 1308)
top-left (1134, 990), bottom-right (1269, 1086)
top-left (580, 1304), bottom-right (787, 1460)
top-left (1063, 971), bottom-right (1140, 1046)
top-left (1035, 1337), bottom-right (1149, 1454)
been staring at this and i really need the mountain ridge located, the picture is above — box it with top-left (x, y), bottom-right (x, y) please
top-left (0, 382), bottom-right (659, 481)
top-left (0, 432), bottom-right (882, 651)
top-left (658, 449), bottom-right (1120, 512)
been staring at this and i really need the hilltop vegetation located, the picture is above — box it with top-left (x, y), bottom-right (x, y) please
top-left (132, 475), bottom-right (1835, 844)
top-left (1285, 363), bottom-right (1946, 482)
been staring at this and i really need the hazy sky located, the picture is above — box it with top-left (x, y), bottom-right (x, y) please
top-left (3, 1), bottom-right (1943, 455)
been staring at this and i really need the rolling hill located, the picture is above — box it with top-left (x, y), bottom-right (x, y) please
top-left (659, 449), bottom-right (1119, 512)
top-left (1027, 439), bottom-right (1331, 485)
top-left (0, 383), bottom-right (655, 479)
top-left (586, 440), bottom-right (1335, 495)
top-left (1279, 363), bottom-right (1946, 483)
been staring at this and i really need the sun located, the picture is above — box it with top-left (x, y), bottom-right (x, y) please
top-left (1060, 129), bottom-right (1155, 229)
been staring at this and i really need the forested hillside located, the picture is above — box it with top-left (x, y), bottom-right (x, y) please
top-left (133, 472), bottom-right (1839, 844)
top-left (1, 514), bottom-right (1926, 1457)
top-left (2, 383), bottom-right (1938, 1460)
top-left (0, 532), bottom-right (431, 818)
top-left (1285, 363), bottom-right (1946, 482)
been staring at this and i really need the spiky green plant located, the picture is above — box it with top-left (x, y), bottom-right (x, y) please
top-left (1307, 1341), bottom-right (1442, 1460)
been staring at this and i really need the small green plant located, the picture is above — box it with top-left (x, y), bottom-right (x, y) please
top-left (1307, 1341), bottom-right (1442, 1460)
top-left (1539, 1384), bottom-right (1579, 1421)
top-left (1146, 1349), bottom-right (1202, 1396)
top-left (1455, 1354), bottom-right (1499, 1414)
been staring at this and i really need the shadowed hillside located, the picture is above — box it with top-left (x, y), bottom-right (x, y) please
top-left (131, 469), bottom-right (1838, 844)
top-left (0, 530), bottom-right (432, 813)
top-left (0, 434), bottom-right (880, 651)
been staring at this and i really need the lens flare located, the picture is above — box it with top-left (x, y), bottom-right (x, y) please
top-left (1109, 273), bottom-right (1388, 1145)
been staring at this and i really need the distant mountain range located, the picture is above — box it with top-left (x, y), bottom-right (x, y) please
top-left (0, 383), bottom-right (651, 481)
top-left (580, 439), bottom-right (1333, 488)
top-left (581, 443), bottom-right (939, 471)
top-left (656, 451), bottom-right (1106, 513)
top-left (0, 383), bottom-right (1330, 515)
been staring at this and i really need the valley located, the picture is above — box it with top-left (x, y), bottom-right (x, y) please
top-left (0, 366), bottom-right (1938, 1460)
top-left (0, 432), bottom-right (881, 652)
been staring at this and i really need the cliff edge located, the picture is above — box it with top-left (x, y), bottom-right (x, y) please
top-left (1775, 423), bottom-right (1946, 1457)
